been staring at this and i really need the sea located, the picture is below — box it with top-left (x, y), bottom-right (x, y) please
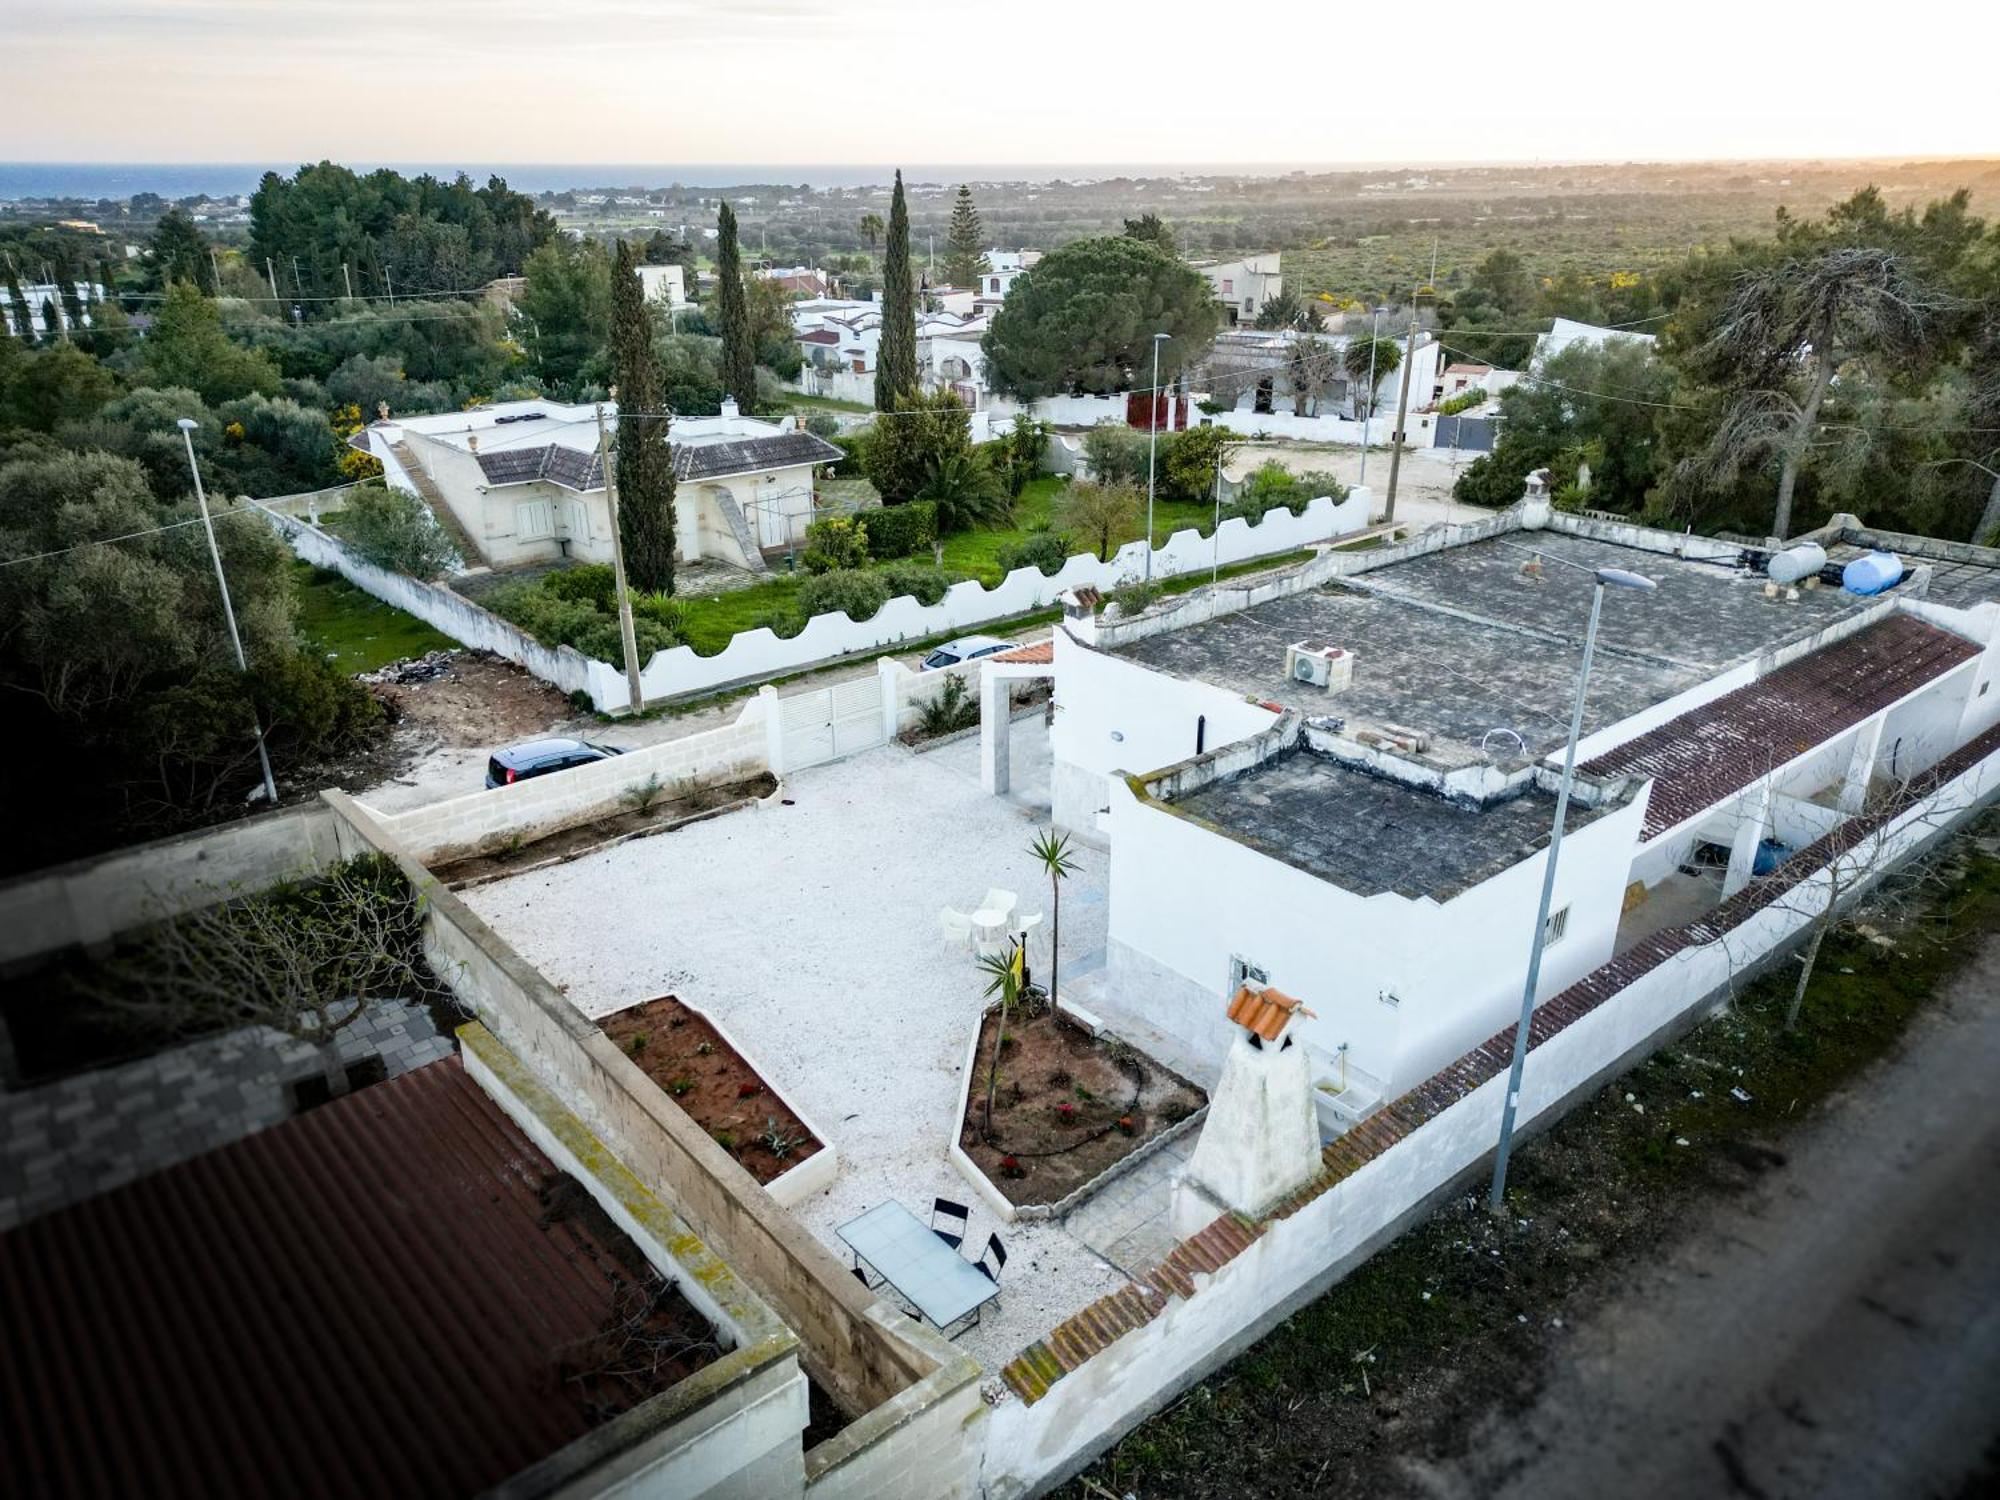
top-left (0, 161), bottom-right (1361, 202)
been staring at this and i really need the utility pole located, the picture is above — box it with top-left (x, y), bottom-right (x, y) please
top-left (1382, 289), bottom-right (1425, 525)
top-left (594, 403), bottom-right (646, 714)
top-left (1211, 434), bottom-right (1224, 582)
top-left (291, 254), bottom-right (304, 294)
top-left (208, 246), bottom-right (223, 294)
top-left (177, 418), bottom-right (279, 806)
top-left (264, 257), bottom-right (282, 309)
top-left (342, 262), bottom-right (354, 303)
top-left (384, 267), bottom-right (396, 305)
top-left (1144, 333), bottom-right (1170, 583)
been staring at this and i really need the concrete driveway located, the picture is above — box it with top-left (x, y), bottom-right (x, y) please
top-left (461, 724), bottom-right (1128, 1373)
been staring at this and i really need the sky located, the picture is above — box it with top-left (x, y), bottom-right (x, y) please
top-left (5, 0), bottom-right (1995, 169)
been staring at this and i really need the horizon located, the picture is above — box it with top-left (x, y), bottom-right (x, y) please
top-left (6, 2), bottom-right (1994, 169)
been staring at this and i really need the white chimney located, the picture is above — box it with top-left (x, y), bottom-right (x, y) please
top-left (719, 395), bottom-right (740, 423)
top-left (1173, 985), bottom-right (1321, 1232)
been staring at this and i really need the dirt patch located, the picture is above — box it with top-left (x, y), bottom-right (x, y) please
top-left (431, 772), bottom-right (778, 887)
top-left (371, 649), bottom-right (576, 747)
top-left (600, 996), bottom-right (823, 1186)
top-left (959, 1002), bottom-right (1204, 1207)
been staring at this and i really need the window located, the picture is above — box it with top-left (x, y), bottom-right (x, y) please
top-left (1543, 906), bottom-right (1571, 946)
top-left (516, 500), bottom-right (555, 540)
top-left (1221, 278), bottom-right (1234, 295)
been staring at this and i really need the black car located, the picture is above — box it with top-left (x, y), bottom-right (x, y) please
top-left (485, 737), bottom-right (625, 788)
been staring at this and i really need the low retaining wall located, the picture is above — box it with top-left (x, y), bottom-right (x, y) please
top-left (0, 802), bottom-right (344, 967)
top-left (374, 695), bottom-right (772, 865)
top-left (980, 734), bottom-right (2000, 1496)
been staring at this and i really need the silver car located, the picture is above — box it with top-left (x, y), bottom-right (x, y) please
top-left (919, 636), bottom-right (1022, 671)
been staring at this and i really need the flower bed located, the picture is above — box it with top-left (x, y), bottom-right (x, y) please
top-left (601, 996), bottom-right (827, 1193)
top-left (957, 1000), bottom-right (1204, 1209)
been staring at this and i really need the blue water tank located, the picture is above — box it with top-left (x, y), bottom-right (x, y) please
top-left (1842, 551), bottom-right (1904, 595)
top-left (1752, 838), bottom-right (1794, 876)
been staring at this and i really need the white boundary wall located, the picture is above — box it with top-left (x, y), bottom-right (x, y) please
top-left (979, 740), bottom-right (2000, 1497)
top-left (256, 503), bottom-right (601, 700)
top-left (263, 491), bottom-right (1369, 715)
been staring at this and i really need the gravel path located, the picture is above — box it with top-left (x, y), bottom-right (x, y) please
top-left (461, 730), bottom-right (1128, 1374)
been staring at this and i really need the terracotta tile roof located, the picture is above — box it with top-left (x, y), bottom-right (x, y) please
top-left (989, 640), bottom-right (1054, 664)
top-left (0, 1058), bottom-right (710, 1497)
top-left (1226, 984), bottom-right (1314, 1041)
top-left (1581, 614), bottom-right (1978, 838)
top-left (997, 718), bottom-right (2000, 1408)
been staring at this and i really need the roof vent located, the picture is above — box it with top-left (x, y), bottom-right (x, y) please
top-left (1285, 641), bottom-right (1354, 692)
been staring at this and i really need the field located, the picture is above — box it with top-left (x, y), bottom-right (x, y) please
top-left (292, 562), bottom-right (457, 674)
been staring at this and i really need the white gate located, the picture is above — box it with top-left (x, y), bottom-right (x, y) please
top-left (779, 676), bottom-right (884, 770)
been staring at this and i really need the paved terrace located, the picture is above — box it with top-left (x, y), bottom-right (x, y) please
top-left (1116, 532), bottom-right (1876, 760)
top-left (1171, 744), bottom-right (1615, 899)
top-left (464, 722), bottom-right (1140, 1375)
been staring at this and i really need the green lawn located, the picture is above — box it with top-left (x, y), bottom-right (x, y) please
top-left (778, 392), bottom-right (874, 414)
top-left (935, 477), bottom-right (1224, 585)
top-left (292, 561), bottom-right (457, 674)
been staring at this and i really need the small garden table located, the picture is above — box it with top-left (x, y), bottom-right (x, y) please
top-left (838, 1201), bottom-right (999, 1335)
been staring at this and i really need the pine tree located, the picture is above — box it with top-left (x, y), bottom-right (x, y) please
top-left (610, 239), bottom-right (677, 594)
top-left (875, 170), bottom-right (917, 411)
top-left (942, 185), bottom-right (988, 288)
top-left (715, 203), bottom-right (757, 413)
top-left (3, 272), bottom-right (28, 342)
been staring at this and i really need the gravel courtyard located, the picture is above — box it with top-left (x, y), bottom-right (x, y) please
top-left (461, 723), bottom-right (1130, 1374)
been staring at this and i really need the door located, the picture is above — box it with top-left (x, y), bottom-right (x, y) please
top-left (778, 677), bottom-right (886, 771)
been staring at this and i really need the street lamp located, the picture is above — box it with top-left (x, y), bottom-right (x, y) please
top-left (177, 418), bottom-right (279, 806)
top-left (1357, 305), bottom-right (1389, 488)
top-left (1487, 557), bottom-right (1657, 1214)
top-left (1144, 331), bottom-right (1171, 583)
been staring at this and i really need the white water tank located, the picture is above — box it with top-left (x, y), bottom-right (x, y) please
top-left (1767, 543), bottom-right (1827, 585)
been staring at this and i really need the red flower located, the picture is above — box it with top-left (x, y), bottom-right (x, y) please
top-left (737, 1082), bottom-right (762, 1099)
top-left (1116, 1115), bottom-right (1136, 1136)
top-left (1055, 1102), bottom-right (1078, 1122)
top-left (999, 1155), bottom-right (1024, 1179)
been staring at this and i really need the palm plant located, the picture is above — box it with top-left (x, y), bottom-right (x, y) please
top-left (1029, 830), bottom-right (1078, 1014)
top-left (976, 942), bottom-right (1024, 1138)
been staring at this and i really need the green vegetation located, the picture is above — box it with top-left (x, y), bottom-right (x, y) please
top-left (291, 562), bottom-right (456, 674)
top-left (1068, 821), bottom-right (2000, 1497)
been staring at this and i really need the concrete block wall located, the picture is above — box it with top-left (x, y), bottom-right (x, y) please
top-left (0, 802), bottom-right (344, 966)
top-left (375, 699), bottom-right (770, 864)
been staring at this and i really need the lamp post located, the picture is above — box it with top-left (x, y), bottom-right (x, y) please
top-left (1487, 560), bottom-right (1657, 1214)
top-left (177, 418), bottom-right (279, 806)
top-left (1358, 304), bottom-right (1387, 487)
top-left (1144, 331), bottom-right (1171, 583)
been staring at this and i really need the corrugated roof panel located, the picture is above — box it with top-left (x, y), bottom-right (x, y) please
top-left (0, 1058), bottom-right (710, 1499)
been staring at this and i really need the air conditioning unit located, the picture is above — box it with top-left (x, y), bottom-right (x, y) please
top-left (1285, 641), bottom-right (1355, 693)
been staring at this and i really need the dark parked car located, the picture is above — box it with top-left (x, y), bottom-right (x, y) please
top-left (485, 737), bottom-right (625, 788)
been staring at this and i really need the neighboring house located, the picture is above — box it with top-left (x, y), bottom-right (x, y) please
top-left (1198, 327), bottom-right (1443, 420)
top-left (365, 396), bottom-right (843, 570)
top-left (1533, 316), bottom-right (1658, 369)
top-left (637, 263), bottom-right (687, 307)
top-left (1, 280), bottom-right (105, 340)
top-left (1192, 253), bottom-right (1283, 326)
top-left (971, 253), bottom-right (1038, 314)
top-left (1046, 504), bottom-right (2000, 1126)
top-left (759, 265), bottom-right (830, 297)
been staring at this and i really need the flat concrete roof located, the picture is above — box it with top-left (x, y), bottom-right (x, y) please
top-left (1170, 746), bottom-right (1611, 900)
top-left (1116, 532), bottom-right (1875, 761)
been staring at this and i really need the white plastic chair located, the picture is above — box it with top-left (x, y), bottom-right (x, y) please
top-left (1013, 912), bottom-right (1043, 936)
top-left (981, 887), bottom-right (1018, 922)
top-left (939, 907), bottom-right (973, 945)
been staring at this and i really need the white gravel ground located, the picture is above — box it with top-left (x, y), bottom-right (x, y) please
top-left (461, 725), bottom-right (1129, 1373)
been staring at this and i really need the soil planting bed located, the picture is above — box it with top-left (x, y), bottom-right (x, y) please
top-left (433, 773), bottom-right (776, 887)
top-left (601, 996), bottom-right (822, 1186)
top-left (959, 1001), bottom-right (1204, 1207)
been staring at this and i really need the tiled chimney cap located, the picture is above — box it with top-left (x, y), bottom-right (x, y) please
top-left (1226, 984), bottom-right (1315, 1042)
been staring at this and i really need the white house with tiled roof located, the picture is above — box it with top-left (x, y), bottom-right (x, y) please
top-left (358, 397), bottom-right (843, 571)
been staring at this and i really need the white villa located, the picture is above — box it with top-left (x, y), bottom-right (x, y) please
top-left (357, 397), bottom-right (843, 572)
top-left (1193, 253), bottom-right (1283, 326)
top-left (1027, 504), bottom-right (2000, 1130)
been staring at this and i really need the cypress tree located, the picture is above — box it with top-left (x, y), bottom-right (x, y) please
top-left (942, 185), bottom-right (988, 288)
top-left (715, 202), bottom-right (756, 413)
top-left (875, 170), bottom-right (917, 411)
top-left (610, 239), bottom-right (677, 594)
top-left (60, 269), bottom-right (86, 333)
top-left (3, 272), bottom-right (27, 342)
top-left (41, 294), bottom-right (64, 344)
